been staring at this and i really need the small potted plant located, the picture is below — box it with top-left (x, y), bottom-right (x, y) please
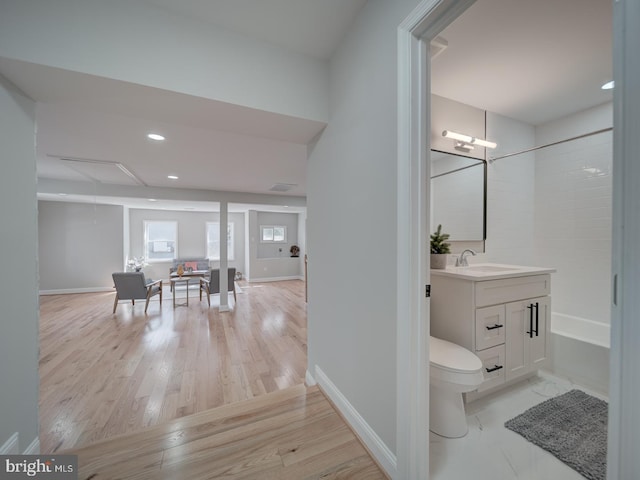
top-left (430, 224), bottom-right (451, 269)
top-left (290, 245), bottom-right (300, 257)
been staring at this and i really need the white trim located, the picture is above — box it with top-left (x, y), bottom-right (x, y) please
top-left (39, 286), bottom-right (113, 295)
top-left (247, 275), bottom-right (302, 283)
top-left (23, 437), bottom-right (39, 455)
top-left (609, 0), bottom-right (640, 477)
top-left (0, 433), bottom-right (19, 454)
top-left (304, 369), bottom-right (316, 387)
top-left (397, 2), bottom-right (477, 478)
top-left (315, 366), bottom-right (396, 479)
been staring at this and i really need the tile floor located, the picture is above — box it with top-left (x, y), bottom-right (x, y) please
top-left (430, 371), bottom-right (608, 480)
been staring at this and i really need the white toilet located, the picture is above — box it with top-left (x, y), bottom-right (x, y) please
top-left (429, 336), bottom-right (483, 438)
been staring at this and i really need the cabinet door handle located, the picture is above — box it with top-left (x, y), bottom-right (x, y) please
top-left (526, 303), bottom-right (539, 338)
top-left (486, 324), bottom-right (504, 331)
top-left (486, 364), bottom-right (503, 373)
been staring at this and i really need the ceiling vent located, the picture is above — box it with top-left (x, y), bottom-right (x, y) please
top-left (269, 183), bottom-right (296, 192)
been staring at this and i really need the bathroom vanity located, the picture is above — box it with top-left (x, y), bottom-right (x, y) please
top-left (430, 263), bottom-right (556, 400)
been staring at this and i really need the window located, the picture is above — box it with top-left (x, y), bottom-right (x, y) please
top-left (144, 221), bottom-right (177, 261)
top-left (206, 222), bottom-right (234, 260)
top-left (260, 225), bottom-right (287, 243)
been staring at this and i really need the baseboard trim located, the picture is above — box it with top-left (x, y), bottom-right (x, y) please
top-left (0, 433), bottom-right (19, 454)
top-left (315, 366), bottom-right (396, 479)
top-left (305, 370), bottom-right (317, 386)
top-left (23, 437), bottom-right (39, 455)
top-left (246, 276), bottom-right (302, 283)
top-left (40, 287), bottom-right (113, 295)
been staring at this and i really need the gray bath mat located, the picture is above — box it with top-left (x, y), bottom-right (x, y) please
top-left (505, 389), bottom-right (607, 480)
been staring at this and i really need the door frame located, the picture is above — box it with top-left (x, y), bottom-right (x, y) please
top-left (396, 1), bottom-right (476, 478)
top-left (608, 0), bottom-right (640, 477)
top-left (397, 0), bottom-right (638, 477)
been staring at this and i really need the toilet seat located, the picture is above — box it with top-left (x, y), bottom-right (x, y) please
top-left (429, 336), bottom-right (483, 391)
top-left (430, 336), bottom-right (482, 374)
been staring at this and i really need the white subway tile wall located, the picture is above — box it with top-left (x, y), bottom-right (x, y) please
top-left (534, 105), bottom-right (612, 324)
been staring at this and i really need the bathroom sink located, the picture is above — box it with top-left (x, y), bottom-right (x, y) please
top-left (432, 263), bottom-right (556, 280)
top-left (462, 265), bottom-right (520, 273)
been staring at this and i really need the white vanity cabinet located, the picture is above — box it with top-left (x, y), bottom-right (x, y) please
top-left (504, 296), bottom-right (550, 381)
top-left (430, 264), bottom-right (554, 397)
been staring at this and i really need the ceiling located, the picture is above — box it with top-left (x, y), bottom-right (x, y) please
top-left (0, 0), bottom-right (612, 211)
top-left (432, 0), bottom-right (612, 126)
top-left (140, 0), bottom-right (369, 60)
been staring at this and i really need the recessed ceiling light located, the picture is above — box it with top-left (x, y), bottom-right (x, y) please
top-left (148, 198), bottom-right (158, 202)
top-left (601, 81), bottom-right (614, 90)
top-left (58, 193), bottom-right (68, 196)
top-left (167, 175), bottom-right (179, 180)
top-left (147, 133), bottom-right (165, 141)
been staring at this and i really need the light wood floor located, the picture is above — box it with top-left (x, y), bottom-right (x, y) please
top-left (69, 385), bottom-right (387, 479)
top-left (39, 280), bottom-right (308, 454)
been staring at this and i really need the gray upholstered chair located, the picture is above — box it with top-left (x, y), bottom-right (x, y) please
top-left (199, 268), bottom-right (237, 306)
top-left (112, 272), bottom-right (163, 313)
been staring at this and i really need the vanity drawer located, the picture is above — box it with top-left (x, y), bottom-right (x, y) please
top-left (475, 305), bottom-right (505, 351)
top-left (476, 344), bottom-right (506, 392)
top-left (475, 274), bottom-right (550, 307)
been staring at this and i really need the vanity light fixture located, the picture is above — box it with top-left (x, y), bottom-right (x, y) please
top-left (601, 80), bottom-right (614, 90)
top-left (442, 130), bottom-right (497, 149)
top-left (147, 133), bottom-right (165, 141)
top-left (454, 141), bottom-right (475, 152)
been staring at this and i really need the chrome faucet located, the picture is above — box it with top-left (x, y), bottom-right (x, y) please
top-left (456, 249), bottom-right (476, 267)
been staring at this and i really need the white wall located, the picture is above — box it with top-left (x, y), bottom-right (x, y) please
top-left (431, 93), bottom-right (487, 160)
top-left (246, 210), bottom-right (302, 281)
top-left (128, 209), bottom-right (246, 281)
top-left (0, 74), bottom-right (39, 453)
top-left (0, 0), bottom-right (328, 123)
top-left (38, 201), bottom-right (124, 292)
top-left (534, 103), bottom-right (613, 325)
top-left (307, 0), bottom-right (421, 460)
top-left (256, 212), bottom-right (298, 259)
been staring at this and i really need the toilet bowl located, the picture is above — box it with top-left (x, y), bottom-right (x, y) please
top-left (429, 336), bottom-right (483, 438)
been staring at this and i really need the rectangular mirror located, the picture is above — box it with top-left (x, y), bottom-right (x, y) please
top-left (430, 150), bottom-right (486, 242)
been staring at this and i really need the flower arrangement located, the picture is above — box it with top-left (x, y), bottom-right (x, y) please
top-left (126, 256), bottom-right (147, 272)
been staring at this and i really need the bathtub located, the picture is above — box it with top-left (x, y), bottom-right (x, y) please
top-left (549, 313), bottom-right (610, 395)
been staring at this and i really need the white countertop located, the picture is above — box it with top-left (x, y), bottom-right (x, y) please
top-left (430, 263), bottom-right (556, 281)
